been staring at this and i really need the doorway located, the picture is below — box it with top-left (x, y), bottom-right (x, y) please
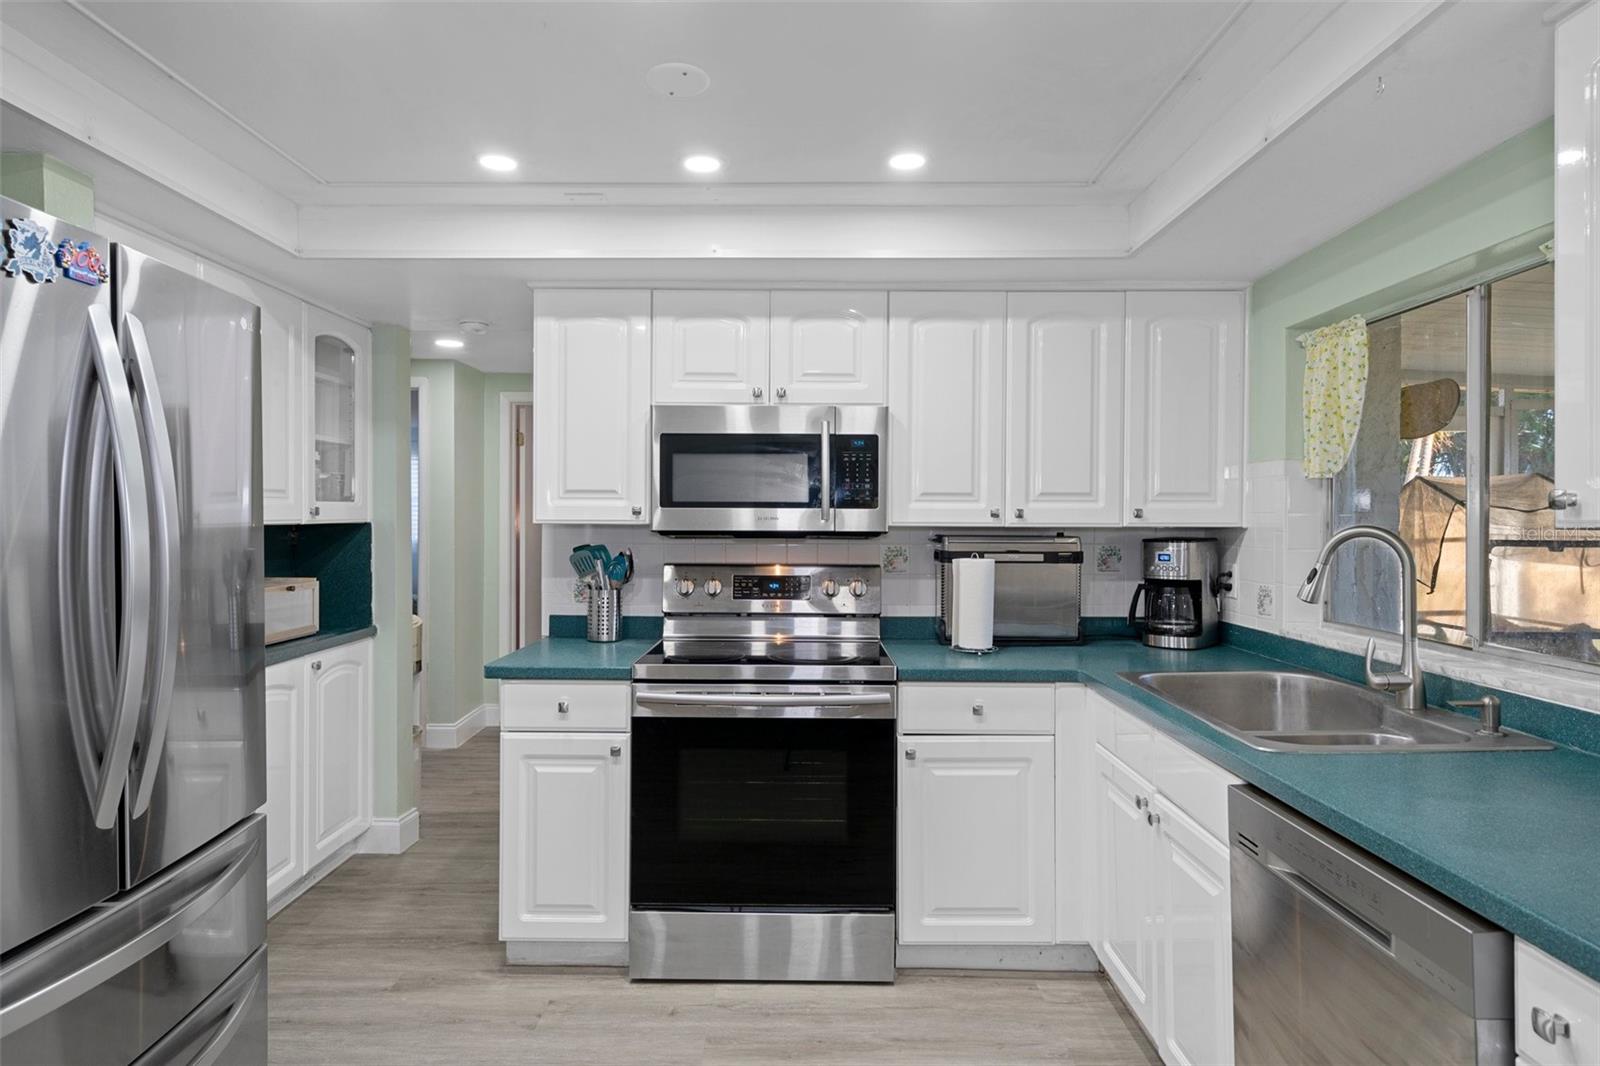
top-left (500, 393), bottom-right (540, 650)
top-left (409, 378), bottom-right (429, 753)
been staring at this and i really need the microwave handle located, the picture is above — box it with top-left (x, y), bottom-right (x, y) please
top-left (1127, 583), bottom-right (1147, 631)
top-left (819, 419), bottom-right (832, 523)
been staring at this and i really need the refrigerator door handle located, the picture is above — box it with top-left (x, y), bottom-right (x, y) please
top-left (0, 819), bottom-right (260, 1038)
top-left (120, 312), bottom-right (181, 818)
top-left (57, 305), bottom-right (152, 830)
top-left (129, 948), bottom-right (265, 1066)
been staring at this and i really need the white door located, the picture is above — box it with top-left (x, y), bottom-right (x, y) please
top-left (533, 290), bottom-right (651, 523)
top-left (200, 261), bottom-right (304, 525)
top-left (1154, 795), bottom-right (1234, 1066)
top-left (889, 292), bottom-right (1006, 526)
top-left (304, 305), bottom-right (371, 523)
top-left (1555, 6), bottom-right (1600, 526)
top-left (898, 735), bottom-right (1054, 944)
top-left (652, 290), bottom-right (771, 404)
top-left (306, 640), bottom-right (371, 867)
top-left (1005, 293), bottom-right (1125, 526)
top-left (499, 732), bottom-right (629, 941)
top-left (1094, 744), bottom-right (1159, 1034)
top-left (770, 291), bottom-right (887, 405)
top-left (263, 660), bottom-right (305, 902)
top-left (1125, 291), bottom-right (1245, 526)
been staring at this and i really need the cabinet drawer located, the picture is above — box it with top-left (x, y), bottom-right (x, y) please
top-left (899, 683), bottom-right (1054, 734)
top-left (501, 681), bottom-right (630, 732)
top-left (1516, 939), bottom-right (1600, 1066)
top-left (1149, 730), bottom-right (1240, 842)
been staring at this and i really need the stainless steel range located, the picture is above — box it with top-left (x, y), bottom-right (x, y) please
top-left (629, 564), bottom-right (897, 983)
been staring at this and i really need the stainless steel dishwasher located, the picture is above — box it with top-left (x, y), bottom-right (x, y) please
top-left (1229, 787), bottom-right (1513, 1065)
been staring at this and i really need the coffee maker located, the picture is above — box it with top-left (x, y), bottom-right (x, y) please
top-left (1128, 538), bottom-right (1230, 649)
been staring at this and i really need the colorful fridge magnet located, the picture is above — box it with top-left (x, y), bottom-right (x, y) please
top-left (2, 218), bottom-right (60, 283)
top-left (55, 239), bottom-right (108, 286)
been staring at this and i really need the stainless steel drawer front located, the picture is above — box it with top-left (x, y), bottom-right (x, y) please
top-left (1229, 788), bottom-right (1512, 1066)
top-left (630, 910), bottom-right (895, 982)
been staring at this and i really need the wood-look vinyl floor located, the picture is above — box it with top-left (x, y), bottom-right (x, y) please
top-left (268, 731), bottom-right (1160, 1066)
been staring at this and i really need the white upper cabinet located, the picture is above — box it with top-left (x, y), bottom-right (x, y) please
top-left (303, 305), bottom-right (371, 523)
top-left (889, 292), bottom-right (1007, 526)
top-left (533, 290), bottom-right (651, 524)
top-left (1554, 5), bottom-right (1600, 526)
top-left (652, 290), bottom-right (771, 403)
top-left (898, 734), bottom-right (1055, 945)
top-left (1124, 291), bottom-right (1245, 526)
top-left (1005, 293), bottom-right (1126, 526)
top-left (770, 291), bottom-right (888, 405)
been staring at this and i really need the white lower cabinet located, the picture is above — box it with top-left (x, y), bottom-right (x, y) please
top-left (897, 733), bottom-right (1054, 944)
top-left (1152, 795), bottom-right (1233, 1066)
top-left (1515, 938), bottom-right (1600, 1066)
top-left (499, 681), bottom-right (630, 947)
top-left (262, 638), bottom-right (373, 910)
top-left (1094, 743), bottom-right (1160, 1032)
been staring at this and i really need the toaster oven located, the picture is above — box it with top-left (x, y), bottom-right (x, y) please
top-left (935, 534), bottom-right (1083, 644)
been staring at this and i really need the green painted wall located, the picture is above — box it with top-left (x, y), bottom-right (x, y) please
top-left (1248, 120), bottom-right (1555, 461)
top-left (0, 152), bottom-right (94, 225)
top-left (370, 325), bottom-right (416, 819)
top-left (479, 372), bottom-right (533, 700)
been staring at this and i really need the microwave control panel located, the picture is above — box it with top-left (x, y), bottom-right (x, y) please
top-left (831, 434), bottom-right (880, 508)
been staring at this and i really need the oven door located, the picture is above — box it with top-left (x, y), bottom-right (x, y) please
top-left (652, 404), bottom-right (831, 534)
top-left (631, 685), bottom-right (895, 912)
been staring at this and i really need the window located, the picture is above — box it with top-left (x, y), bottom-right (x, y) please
top-left (1328, 263), bottom-right (1600, 666)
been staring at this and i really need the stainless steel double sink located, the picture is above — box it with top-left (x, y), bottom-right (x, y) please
top-left (1120, 670), bottom-right (1552, 752)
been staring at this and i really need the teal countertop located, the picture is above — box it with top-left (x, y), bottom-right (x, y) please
top-left (887, 635), bottom-right (1600, 983)
top-left (485, 637), bottom-right (656, 680)
top-left (265, 624), bottom-right (377, 667)
top-left (482, 625), bottom-right (1600, 981)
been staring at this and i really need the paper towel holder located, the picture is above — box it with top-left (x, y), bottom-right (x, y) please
top-left (950, 552), bottom-right (998, 655)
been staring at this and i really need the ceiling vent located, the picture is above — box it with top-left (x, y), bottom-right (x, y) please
top-left (458, 320), bottom-right (489, 336)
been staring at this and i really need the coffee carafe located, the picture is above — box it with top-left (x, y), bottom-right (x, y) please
top-left (1128, 538), bottom-right (1231, 649)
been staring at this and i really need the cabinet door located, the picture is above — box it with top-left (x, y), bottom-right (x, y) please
top-left (263, 660), bottom-right (305, 902)
top-left (898, 735), bottom-right (1054, 944)
top-left (1094, 743), bottom-right (1159, 1034)
top-left (1154, 796), bottom-right (1233, 1066)
top-left (770, 291), bottom-right (887, 405)
top-left (1555, 6), bottom-right (1600, 527)
top-left (1125, 291), bottom-right (1244, 526)
top-left (200, 261), bottom-right (304, 524)
top-left (652, 290), bottom-right (770, 403)
top-left (1006, 293), bottom-right (1124, 526)
top-left (304, 305), bottom-right (371, 522)
top-left (533, 290), bottom-right (651, 523)
top-left (888, 292), bottom-right (1006, 526)
top-left (306, 640), bottom-right (371, 868)
top-left (499, 732), bottom-right (629, 941)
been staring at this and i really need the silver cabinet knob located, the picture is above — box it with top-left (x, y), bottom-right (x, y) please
top-left (904, 748), bottom-right (917, 761)
top-left (776, 386), bottom-right (787, 399)
top-left (311, 660), bottom-right (322, 671)
top-left (704, 578), bottom-right (723, 597)
top-left (610, 745), bottom-right (623, 758)
top-left (309, 505), bottom-right (320, 517)
top-left (1147, 811), bottom-right (1161, 828)
top-left (631, 505), bottom-right (643, 518)
top-left (1532, 1007), bottom-right (1571, 1044)
top-left (971, 703), bottom-right (984, 716)
top-left (557, 700), bottom-right (569, 714)
top-left (1134, 796), bottom-right (1147, 810)
top-left (752, 386), bottom-right (763, 399)
top-left (1549, 488), bottom-right (1580, 510)
top-left (1014, 508), bottom-right (1024, 520)
top-left (1132, 507), bottom-right (1144, 519)
top-left (989, 508), bottom-right (1001, 519)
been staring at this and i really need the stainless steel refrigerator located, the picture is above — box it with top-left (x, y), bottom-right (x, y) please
top-left (0, 196), bottom-right (267, 1065)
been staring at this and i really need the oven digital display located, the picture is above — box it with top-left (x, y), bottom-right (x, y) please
top-left (733, 574), bottom-right (812, 599)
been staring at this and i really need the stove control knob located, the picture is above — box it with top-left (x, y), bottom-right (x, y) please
top-left (820, 578), bottom-right (839, 598)
top-left (848, 578), bottom-right (868, 598)
top-left (703, 578), bottom-right (723, 597)
top-left (675, 578), bottom-right (696, 597)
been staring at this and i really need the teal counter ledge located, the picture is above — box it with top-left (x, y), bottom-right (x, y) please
top-left (485, 637), bottom-right (655, 681)
top-left (887, 633), bottom-right (1600, 984)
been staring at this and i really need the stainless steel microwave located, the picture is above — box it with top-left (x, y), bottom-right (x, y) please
top-left (651, 404), bottom-right (887, 535)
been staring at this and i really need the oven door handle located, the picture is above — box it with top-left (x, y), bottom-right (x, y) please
top-left (633, 690), bottom-right (894, 718)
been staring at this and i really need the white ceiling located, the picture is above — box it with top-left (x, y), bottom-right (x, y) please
top-left (0, 1), bottom-right (1560, 373)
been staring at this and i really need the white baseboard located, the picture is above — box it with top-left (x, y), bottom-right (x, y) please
top-left (359, 808), bottom-right (420, 855)
top-left (423, 703), bottom-right (498, 749)
top-left (505, 940), bottom-right (629, 966)
top-left (267, 839), bottom-right (361, 919)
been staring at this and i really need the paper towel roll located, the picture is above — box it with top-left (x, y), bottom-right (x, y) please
top-left (950, 556), bottom-right (996, 652)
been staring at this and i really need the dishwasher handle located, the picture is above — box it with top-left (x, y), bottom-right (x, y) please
top-left (1266, 858), bottom-right (1394, 956)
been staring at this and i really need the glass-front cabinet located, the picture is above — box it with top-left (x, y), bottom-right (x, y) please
top-left (300, 306), bottom-right (370, 522)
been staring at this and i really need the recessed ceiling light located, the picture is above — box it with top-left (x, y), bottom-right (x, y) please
top-left (434, 337), bottom-right (465, 350)
top-left (889, 152), bottom-right (927, 172)
top-left (477, 153), bottom-right (518, 173)
top-left (683, 154), bottom-right (722, 175)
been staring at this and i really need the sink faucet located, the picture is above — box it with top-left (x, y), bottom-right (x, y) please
top-left (1297, 525), bottom-right (1426, 712)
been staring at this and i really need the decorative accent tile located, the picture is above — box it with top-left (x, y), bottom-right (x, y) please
top-left (1255, 584), bottom-right (1276, 618)
top-left (881, 543), bottom-right (911, 573)
top-left (1095, 544), bottom-right (1123, 574)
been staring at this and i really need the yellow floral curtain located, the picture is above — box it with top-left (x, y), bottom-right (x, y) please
top-left (1298, 315), bottom-right (1369, 479)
